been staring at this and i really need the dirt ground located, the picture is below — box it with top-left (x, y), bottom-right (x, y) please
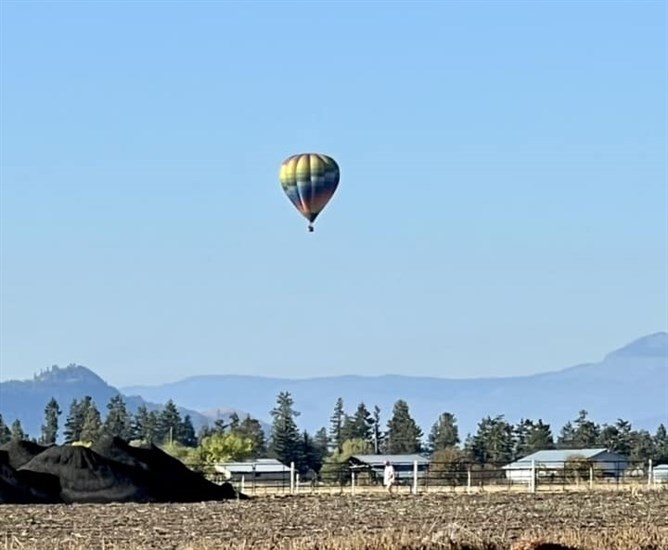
top-left (1, 490), bottom-right (667, 549)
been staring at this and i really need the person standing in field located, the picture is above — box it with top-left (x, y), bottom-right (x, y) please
top-left (383, 460), bottom-right (396, 494)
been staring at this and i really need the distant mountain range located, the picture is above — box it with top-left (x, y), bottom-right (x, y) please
top-left (0, 365), bottom-right (267, 440)
top-left (1, 333), bottom-right (666, 442)
top-left (121, 332), bottom-right (668, 438)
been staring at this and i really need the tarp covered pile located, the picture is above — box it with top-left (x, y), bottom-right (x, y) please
top-left (0, 436), bottom-right (244, 504)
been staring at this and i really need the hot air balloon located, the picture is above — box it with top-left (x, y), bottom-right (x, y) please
top-left (279, 153), bottom-right (340, 232)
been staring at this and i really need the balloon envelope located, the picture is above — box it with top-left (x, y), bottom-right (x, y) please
top-left (279, 153), bottom-right (340, 228)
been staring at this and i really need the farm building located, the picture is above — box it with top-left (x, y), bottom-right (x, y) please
top-left (214, 458), bottom-right (290, 484)
top-left (349, 454), bottom-right (430, 484)
top-left (652, 464), bottom-right (668, 483)
top-left (503, 448), bottom-right (629, 483)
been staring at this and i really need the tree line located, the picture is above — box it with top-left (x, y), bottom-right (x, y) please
top-left (1, 392), bottom-right (666, 478)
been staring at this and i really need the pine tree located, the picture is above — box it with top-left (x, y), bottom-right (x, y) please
top-left (0, 415), bottom-right (11, 444)
top-left (40, 397), bottom-right (61, 444)
top-left (314, 427), bottom-right (329, 459)
top-left (159, 400), bottom-right (182, 444)
top-left (653, 424), bottom-right (668, 462)
top-left (513, 418), bottom-right (532, 459)
top-left (627, 428), bottom-right (654, 465)
top-left (465, 415), bottom-right (514, 465)
top-left (371, 405), bottom-right (384, 454)
top-left (80, 399), bottom-right (102, 443)
top-left (572, 410), bottom-right (600, 447)
top-left (132, 405), bottom-right (160, 444)
top-left (10, 419), bottom-right (26, 441)
top-left (329, 398), bottom-right (345, 453)
top-left (340, 414), bottom-right (355, 443)
top-left (269, 391), bottom-right (303, 471)
top-left (348, 402), bottom-right (373, 443)
top-left (236, 415), bottom-right (267, 456)
top-left (103, 395), bottom-right (132, 440)
top-left (524, 419), bottom-right (555, 453)
top-left (428, 412), bottom-right (460, 452)
top-left (228, 412), bottom-right (240, 432)
top-left (63, 398), bottom-right (85, 443)
top-left (301, 431), bottom-right (327, 476)
top-left (177, 414), bottom-right (198, 447)
top-left (557, 420), bottom-right (576, 449)
top-left (386, 399), bottom-right (423, 453)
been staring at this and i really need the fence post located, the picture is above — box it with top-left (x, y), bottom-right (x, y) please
top-left (467, 465), bottom-right (472, 494)
top-left (241, 475), bottom-right (245, 495)
top-left (530, 459), bottom-right (536, 494)
top-left (589, 466), bottom-right (594, 489)
top-left (351, 471), bottom-right (356, 495)
top-left (295, 473), bottom-right (300, 494)
top-left (290, 462), bottom-right (295, 494)
top-left (411, 460), bottom-right (417, 495)
top-left (648, 459), bottom-right (653, 489)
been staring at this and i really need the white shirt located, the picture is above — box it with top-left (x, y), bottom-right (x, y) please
top-left (383, 464), bottom-right (395, 486)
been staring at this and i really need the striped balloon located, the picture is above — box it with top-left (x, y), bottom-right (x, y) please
top-left (279, 153), bottom-right (340, 232)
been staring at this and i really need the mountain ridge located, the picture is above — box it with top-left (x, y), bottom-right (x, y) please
top-left (0, 364), bottom-right (267, 441)
top-left (120, 332), bottom-right (668, 438)
top-left (2, 333), bottom-right (666, 442)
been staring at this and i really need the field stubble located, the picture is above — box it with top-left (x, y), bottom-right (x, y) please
top-left (1, 490), bottom-right (667, 550)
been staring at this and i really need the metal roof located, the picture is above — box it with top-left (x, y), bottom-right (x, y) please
top-left (214, 458), bottom-right (289, 474)
top-left (504, 448), bottom-right (623, 469)
top-left (351, 454), bottom-right (430, 466)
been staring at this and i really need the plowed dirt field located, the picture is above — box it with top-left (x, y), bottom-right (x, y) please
top-left (1, 490), bottom-right (667, 549)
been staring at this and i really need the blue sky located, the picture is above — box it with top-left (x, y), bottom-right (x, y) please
top-left (1, 0), bottom-right (666, 387)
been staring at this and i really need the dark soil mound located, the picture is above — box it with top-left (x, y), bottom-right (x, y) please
top-left (0, 450), bottom-right (62, 504)
top-left (0, 439), bottom-right (50, 469)
top-left (18, 444), bottom-right (160, 504)
top-left (0, 451), bottom-right (33, 504)
top-left (91, 435), bottom-right (245, 501)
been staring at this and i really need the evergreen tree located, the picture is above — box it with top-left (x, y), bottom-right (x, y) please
top-left (228, 412), bottom-right (240, 432)
top-left (132, 405), bottom-right (160, 444)
top-left (177, 414), bottom-right (198, 447)
top-left (628, 429), bottom-right (654, 465)
top-left (348, 402), bottom-right (373, 443)
top-left (428, 412), bottom-right (460, 452)
top-left (340, 414), bottom-right (355, 443)
top-left (329, 398), bottom-right (345, 453)
top-left (301, 430), bottom-right (327, 476)
top-left (513, 419), bottom-right (532, 459)
top-left (10, 419), bottom-right (26, 441)
top-left (269, 391), bottom-right (304, 471)
top-left (213, 418), bottom-right (228, 433)
top-left (40, 397), bottom-right (61, 445)
top-left (159, 400), bottom-right (182, 444)
top-left (371, 405), bottom-right (384, 454)
top-left (103, 395), bottom-right (132, 440)
top-left (314, 427), bottom-right (329, 460)
top-left (524, 419), bottom-right (555, 453)
top-left (0, 415), bottom-right (11, 444)
top-left (557, 420), bottom-right (575, 449)
top-left (653, 424), bottom-right (668, 462)
top-left (63, 398), bottom-right (85, 443)
top-left (80, 399), bottom-right (102, 443)
top-left (236, 415), bottom-right (267, 456)
top-left (597, 418), bottom-right (633, 456)
top-left (385, 399), bottom-right (423, 453)
top-left (514, 419), bottom-right (555, 458)
top-left (571, 409), bottom-right (600, 447)
top-left (465, 415), bottom-right (514, 465)
top-left (197, 418), bottom-right (228, 442)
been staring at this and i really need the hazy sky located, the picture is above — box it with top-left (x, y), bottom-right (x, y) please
top-left (1, 1), bottom-right (666, 387)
